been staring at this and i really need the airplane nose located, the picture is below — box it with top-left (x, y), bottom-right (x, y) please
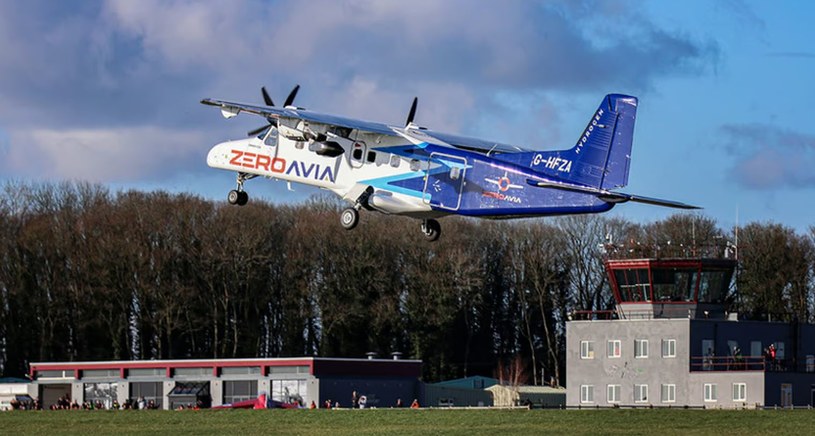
top-left (207, 142), bottom-right (229, 168)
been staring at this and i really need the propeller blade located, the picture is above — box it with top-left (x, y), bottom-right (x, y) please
top-left (283, 84), bottom-right (300, 107)
top-left (247, 123), bottom-right (272, 137)
top-left (261, 86), bottom-right (274, 106)
top-left (405, 97), bottom-right (418, 126)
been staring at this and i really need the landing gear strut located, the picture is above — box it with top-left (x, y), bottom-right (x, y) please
top-left (421, 219), bottom-right (441, 242)
top-left (228, 173), bottom-right (252, 206)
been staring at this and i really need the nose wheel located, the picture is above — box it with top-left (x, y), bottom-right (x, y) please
top-left (421, 219), bottom-right (441, 241)
top-left (228, 189), bottom-right (248, 206)
top-left (228, 172), bottom-right (252, 206)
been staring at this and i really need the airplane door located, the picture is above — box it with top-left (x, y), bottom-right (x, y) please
top-left (422, 153), bottom-right (467, 211)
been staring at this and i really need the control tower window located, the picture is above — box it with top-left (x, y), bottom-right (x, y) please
top-left (614, 269), bottom-right (651, 302)
top-left (652, 268), bottom-right (697, 302)
top-left (698, 270), bottom-right (732, 303)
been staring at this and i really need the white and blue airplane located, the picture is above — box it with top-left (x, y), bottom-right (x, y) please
top-left (202, 86), bottom-right (697, 241)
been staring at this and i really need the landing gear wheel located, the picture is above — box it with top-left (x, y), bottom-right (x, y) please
top-left (228, 190), bottom-right (249, 206)
top-left (228, 190), bottom-right (241, 205)
top-left (340, 208), bottom-right (359, 230)
top-left (421, 219), bottom-right (441, 242)
top-left (237, 191), bottom-right (249, 206)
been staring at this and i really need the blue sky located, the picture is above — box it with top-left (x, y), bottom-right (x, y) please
top-left (1, 0), bottom-right (813, 232)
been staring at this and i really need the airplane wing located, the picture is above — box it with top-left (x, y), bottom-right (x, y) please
top-left (527, 179), bottom-right (700, 209)
top-left (201, 98), bottom-right (397, 136)
top-left (418, 129), bottom-right (530, 155)
top-left (203, 98), bottom-right (531, 155)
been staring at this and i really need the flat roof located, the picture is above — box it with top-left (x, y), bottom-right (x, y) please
top-left (30, 357), bottom-right (422, 379)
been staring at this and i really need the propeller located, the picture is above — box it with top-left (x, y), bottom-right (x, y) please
top-left (248, 84), bottom-right (301, 136)
top-left (405, 97), bottom-right (418, 127)
top-left (261, 86), bottom-right (274, 106)
top-left (247, 123), bottom-right (272, 137)
top-left (283, 84), bottom-right (300, 108)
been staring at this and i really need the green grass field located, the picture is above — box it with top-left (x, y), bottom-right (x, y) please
top-left (2, 408), bottom-right (814, 435)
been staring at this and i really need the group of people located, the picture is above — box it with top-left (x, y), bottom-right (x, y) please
top-left (8, 395), bottom-right (160, 411)
top-left (315, 392), bottom-right (420, 410)
top-left (703, 343), bottom-right (782, 371)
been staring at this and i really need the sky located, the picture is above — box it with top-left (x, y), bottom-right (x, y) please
top-left (1, 0), bottom-right (814, 234)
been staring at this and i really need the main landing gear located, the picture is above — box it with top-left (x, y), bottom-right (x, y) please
top-left (227, 172), bottom-right (253, 206)
top-left (339, 209), bottom-right (441, 241)
top-left (340, 207), bottom-right (359, 230)
top-left (421, 219), bottom-right (441, 242)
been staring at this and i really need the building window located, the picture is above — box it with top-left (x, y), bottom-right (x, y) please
top-left (221, 367), bottom-right (261, 376)
top-left (130, 381), bottom-right (163, 409)
top-left (607, 340), bottom-right (621, 358)
top-left (661, 384), bottom-right (676, 403)
top-left (732, 383), bottom-right (746, 402)
top-left (267, 365), bottom-right (310, 375)
top-left (271, 379), bottom-right (307, 404)
top-left (806, 355), bottom-right (815, 373)
top-left (580, 385), bottom-right (594, 403)
top-left (36, 370), bottom-right (74, 379)
top-left (224, 380), bottom-right (258, 405)
top-left (662, 339), bottom-right (676, 358)
top-left (634, 384), bottom-right (648, 403)
top-left (128, 368), bottom-right (165, 378)
top-left (174, 367), bottom-right (212, 377)
top-left (607, 385), bottom-right (621, 403)
top-left (580, 341), bottom-right (595, 359)
top-left (82, 369), bottom-right (119, 379)
top-left (84, 382), bottom-right (118, 409)
top-left (635, 339), bottom-right (649, 358)
top-left (704, 383), bottom-right (718, 402)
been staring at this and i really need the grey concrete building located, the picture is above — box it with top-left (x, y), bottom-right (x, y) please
top-left (566, 258), bottom-right (815, 408)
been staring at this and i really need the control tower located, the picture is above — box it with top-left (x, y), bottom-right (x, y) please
top-left (566, 255), bottom-right (815, 409)
top-left (606, 258), bottom-right (736, 320)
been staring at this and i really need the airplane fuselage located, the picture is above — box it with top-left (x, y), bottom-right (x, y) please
top-left (207, 128), bottom-right (612, 220)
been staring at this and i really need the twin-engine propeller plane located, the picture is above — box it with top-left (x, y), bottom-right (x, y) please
top-left (202, 86), bottom-right (698, 241)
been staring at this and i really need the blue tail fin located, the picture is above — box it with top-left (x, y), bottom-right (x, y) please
top-left (503, 94), bottom-right (637, 189)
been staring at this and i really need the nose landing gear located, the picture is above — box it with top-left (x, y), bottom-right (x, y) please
top-left (228, 189), bottom-right (248, 206)
top-left (227, 172), bottom-right (254, 206)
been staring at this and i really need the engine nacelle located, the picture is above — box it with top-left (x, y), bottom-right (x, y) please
top-left (308, 141), bottom-right (344, 157)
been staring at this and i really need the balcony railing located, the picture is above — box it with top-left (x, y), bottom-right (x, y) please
top-left (689, 355), bottom-right (802, 372)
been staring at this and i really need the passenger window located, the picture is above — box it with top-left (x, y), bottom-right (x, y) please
top-left (390, 155), bottom-right (400, 168)
top-left (410, 159), bottom-right (421, 171)
top-left (367, 151), bottom-right (376, 163)
top-left (353, 149), bottom-right (363, 160)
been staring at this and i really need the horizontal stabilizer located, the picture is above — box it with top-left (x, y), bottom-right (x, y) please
top-left (526, 179), bottom-right (700, 210)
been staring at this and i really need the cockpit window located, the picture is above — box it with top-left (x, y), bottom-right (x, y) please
top-left (261, 127), bottom-right (279, 146)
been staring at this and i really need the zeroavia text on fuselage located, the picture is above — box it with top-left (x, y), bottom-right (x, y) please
top-left (202, 86), bottom-right (698, 241)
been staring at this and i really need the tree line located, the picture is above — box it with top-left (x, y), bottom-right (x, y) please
top-left (0, 181), bottom-right (813, 383)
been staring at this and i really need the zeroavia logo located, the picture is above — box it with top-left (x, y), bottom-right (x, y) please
top-left (229, 150), bottom-right (336, 183)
